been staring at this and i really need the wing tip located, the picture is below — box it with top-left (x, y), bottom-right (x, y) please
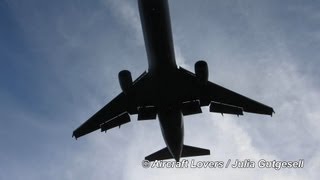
top-left (72, 132), bottom-right (78, 140)
top-left (269, 108), bottom-right (275, 117)
top-left (271, 109), bottom-right (275, 117)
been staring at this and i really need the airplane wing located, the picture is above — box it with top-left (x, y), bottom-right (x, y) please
top-left (73, 67), bottom-right (273, 138)
top-left (177, 67), bottom-right (274, 116)
top-left (73, 71), bottom-right (154, 139)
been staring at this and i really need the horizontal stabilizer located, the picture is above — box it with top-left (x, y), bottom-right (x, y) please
top-left (145, 147), bottom-right (172, 161)
top-left (210, 102), bottom-right (243, 116)
top-left (145, 145), bottom-right (210, 161)
top-left (181, 145), bottom-right (210, 158)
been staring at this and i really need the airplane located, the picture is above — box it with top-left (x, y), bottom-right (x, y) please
top-left (72, 0), bottom-right (274, 162)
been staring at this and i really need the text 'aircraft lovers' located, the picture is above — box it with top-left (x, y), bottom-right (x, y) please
top-left (73, 0), bottom-right (274, 162)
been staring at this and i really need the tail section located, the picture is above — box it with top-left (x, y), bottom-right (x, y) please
top-left (145, 145), bottom-right (210, 161)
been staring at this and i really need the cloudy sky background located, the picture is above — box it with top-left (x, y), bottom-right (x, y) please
top-left (1, 0), bottom-right (319, 179)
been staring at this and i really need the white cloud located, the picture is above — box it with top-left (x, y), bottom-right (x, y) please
top-left (2, 0), bottom-right (319, 180)
top-left (101, 0), bottom-right (143, 45)
top-left (83, 1), bottom-right (320, 179)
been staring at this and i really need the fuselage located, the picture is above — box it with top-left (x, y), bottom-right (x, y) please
top-left (138, 0), bottom-right (183, 161)
top-left (138, 0), bottom-right (177, 73)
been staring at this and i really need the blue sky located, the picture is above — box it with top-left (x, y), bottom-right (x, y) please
top-left (1, 0), bottom-right (319, 179)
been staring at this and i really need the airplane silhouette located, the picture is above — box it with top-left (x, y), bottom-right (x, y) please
top-left (73, 0), bottom-right (274, 162)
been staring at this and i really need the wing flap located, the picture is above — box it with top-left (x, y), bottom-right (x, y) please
top-left (137, 106), bottom-right (157, 120)
top-left (209, 101), bottom-right (243, 116)
top-left (100, 112), bottom-right (130, 132)
top-left (181, 100), bottom-right (202, 116)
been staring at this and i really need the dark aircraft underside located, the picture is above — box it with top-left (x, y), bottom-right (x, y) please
top-left (73, 0), bottom-right (274, 162)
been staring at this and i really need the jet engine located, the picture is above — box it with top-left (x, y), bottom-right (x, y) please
top-left (118, 70), bottom-right (133, 94)
top-left (195, 60), bottom-right (208, 84)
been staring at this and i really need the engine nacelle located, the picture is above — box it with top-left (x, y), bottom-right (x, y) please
top-left (195, 60), bottom-right (208, 84)
top-left (118, 70), bottom-right (133, 94)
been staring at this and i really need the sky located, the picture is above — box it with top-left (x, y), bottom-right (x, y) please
top-left (1, 0), bottom-right (319, 179)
